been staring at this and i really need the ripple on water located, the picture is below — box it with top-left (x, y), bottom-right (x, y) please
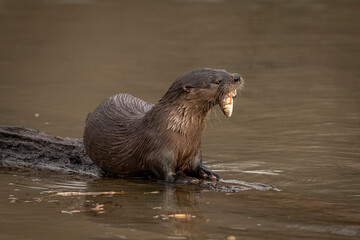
top-left (220, 179), bottom-right (281, 191)
top-left (288, 224), bottom-right (360, 238)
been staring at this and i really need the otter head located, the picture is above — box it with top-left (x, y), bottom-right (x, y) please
top-left (161, 68), bottom-right (243, 117)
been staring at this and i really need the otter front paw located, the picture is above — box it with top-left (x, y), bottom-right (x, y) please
top-left (174, 176), bottom-right (200, 184)
top-left (165, 173), bottom-right (176, 182)
top-left (199, 164), bottom-right (221, 181)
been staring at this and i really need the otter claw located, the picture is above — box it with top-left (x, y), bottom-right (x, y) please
top-left (199, 164), bottom-right (221, 181)
top-left (208, 174), bottom-right (217, 180)
top-left (200, 172), bottom-right (208, 179)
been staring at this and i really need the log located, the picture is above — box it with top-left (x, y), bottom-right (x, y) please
top-left (0, 125), bottom-right (101, 176)
top-left (0, 125), bottom-right (278, 192)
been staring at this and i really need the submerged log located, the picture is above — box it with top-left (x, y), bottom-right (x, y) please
top-left (0, 125), bottom-right (277, 192)
top-left (0, 125), bottom-right (101, 176)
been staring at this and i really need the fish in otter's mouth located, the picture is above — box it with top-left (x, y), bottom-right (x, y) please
top-left (219, 89), bottom-right (238, 117)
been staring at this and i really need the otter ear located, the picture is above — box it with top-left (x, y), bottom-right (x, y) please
top-left (183, 84), bottom-right (194, 93)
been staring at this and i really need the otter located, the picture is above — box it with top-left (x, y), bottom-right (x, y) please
top-left (83, 68), bottom-right (243, 182)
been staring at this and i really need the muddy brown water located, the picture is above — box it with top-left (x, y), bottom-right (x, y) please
top-left (0, 0), bottom-right (360, 239)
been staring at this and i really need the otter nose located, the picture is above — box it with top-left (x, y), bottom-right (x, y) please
top-left (233, 73), bottom-right (241, 83)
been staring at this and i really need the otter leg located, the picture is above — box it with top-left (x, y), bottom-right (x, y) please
top-left (152, 163), bottom-right (199, 183)
top-left (189, 149), bottom-right (221, 180)
top-left (148, 154), bottom-right (177, 182)
top-left (152, 164), bottom-right (176, 182)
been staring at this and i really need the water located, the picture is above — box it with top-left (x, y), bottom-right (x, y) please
top-left (0, 0), bottom-right (359, 239)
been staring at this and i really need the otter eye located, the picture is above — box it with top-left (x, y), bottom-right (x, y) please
top-left (215, 80), bottom-right (222, 85)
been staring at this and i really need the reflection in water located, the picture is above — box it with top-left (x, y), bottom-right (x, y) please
top-left (0, 0), bottom-right (360, 239)
top-left (2, 169), bottom-right (359, 239)
top-left (83, 180), bottom-right (209, 239)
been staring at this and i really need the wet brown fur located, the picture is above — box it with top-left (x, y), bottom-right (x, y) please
top-left (83, 68), bottom-right (242, 182)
